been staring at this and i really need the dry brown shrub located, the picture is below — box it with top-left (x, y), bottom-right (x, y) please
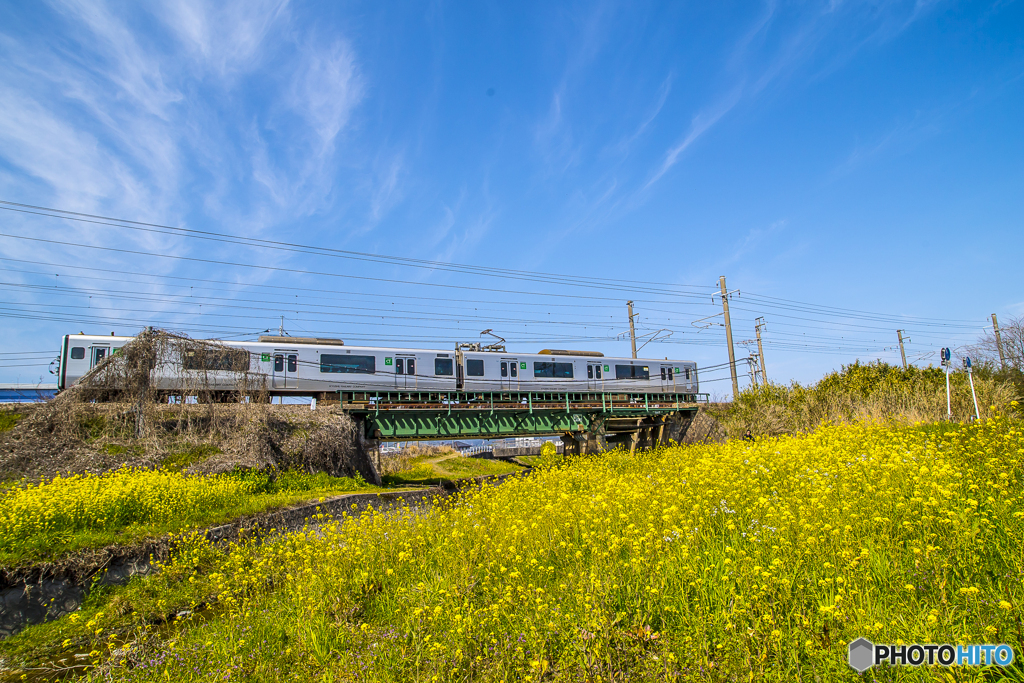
top-left (0, 330), bottom-right (368, 482)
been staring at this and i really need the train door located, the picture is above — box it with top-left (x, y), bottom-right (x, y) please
top-left (586, 362), bottom-right (603, 391)
top-left (90, 344), bottom-right (111, 368)
top-left (660, 364), bottom-right (675, 393)
top-left (272, 350), bottom-right (298, 389)
top-left (500, 358), bottom-right (520, 390)
top-left (395, 354), bottom-right (417, 389)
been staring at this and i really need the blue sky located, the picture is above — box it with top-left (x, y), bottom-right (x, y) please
top-left (0, 0), bottom-right (1022, 395)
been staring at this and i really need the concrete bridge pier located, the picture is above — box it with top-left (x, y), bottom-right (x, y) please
top-left (352, 415), bottom-right (383, 486)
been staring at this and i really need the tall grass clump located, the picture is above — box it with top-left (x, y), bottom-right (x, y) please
top-left (66, 409), bottom-right (1024, 682)
top-left (716, 360), bottom-right (1017, 438)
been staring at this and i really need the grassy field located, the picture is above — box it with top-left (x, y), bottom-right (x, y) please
top-left (381, 453), bottom-right (526, 486)
top-left (4, 410), bottom-right (1022, 681)
top-left (0, 468), bottom-right (372, 566)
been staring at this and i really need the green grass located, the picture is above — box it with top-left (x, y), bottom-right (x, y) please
top-left (0, 410), bottom-right (22, 432)
top-left (160, 443), bottom-right (221, 471)
top-left (0, 533), bottom-right (230, 671)
top-left (102, 442), bottom-right (144, 458)
top-left (436, 455), bottom-right (523, 477)
top-left (382, 454), bottom-right (525, 486)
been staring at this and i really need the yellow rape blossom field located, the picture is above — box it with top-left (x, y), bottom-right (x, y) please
top-left (0, 468), bottom-right (369, 565)
top-left (5, 411), bottom-right (1024, 681)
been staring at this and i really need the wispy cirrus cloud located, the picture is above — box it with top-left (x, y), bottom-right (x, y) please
top-left (642, 86), bottom-right (743, 190)
top-left (641, 0), bottom-right (945, 192)
top-left (0, 0), bottom-right (372, 238)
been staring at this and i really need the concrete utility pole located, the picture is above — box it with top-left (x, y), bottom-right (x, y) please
top-left (755, 317), bottom-right (767, 384)
top-left (747, 355), bottom-right (759, 388)
top-left (719, 276), bottom-right (739, 399)
top-left (992, 314), bottom-right (1006, 369)
top-left (897, 330), bottom-right (908, 370)
top-left (627, 301), bottom-right (638, 359)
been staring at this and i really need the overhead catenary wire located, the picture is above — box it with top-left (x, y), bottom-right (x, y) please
top-left (0, 203), bottom-right (716, 298)
top-left (0, 199), bottom-right (993, 377)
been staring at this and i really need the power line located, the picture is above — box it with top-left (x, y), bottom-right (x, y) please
top-left (0, 200), bottom-right (716, 297)
top-left (0, 232), bottom-right (720, 304)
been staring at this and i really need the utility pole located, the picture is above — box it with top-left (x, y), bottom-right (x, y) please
top-left (719, 276), bottom-right (739, 399)
top-left (627, 301), bottom-right (638, 359)
top-left (747, 355), bottom-right (759, 388)
top-left (992, 314), bottom-right (1006, 369)
top-left (755, 317), bottom-right (767, 384)
top-left (897, 330), bottom-right (908, 370)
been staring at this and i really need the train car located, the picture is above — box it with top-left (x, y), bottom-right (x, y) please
top-left (56, 335), bottom-right (698, 397)
top-left (458, 349), bottom-right (697, 394)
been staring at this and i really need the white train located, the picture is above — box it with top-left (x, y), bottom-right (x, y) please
top-left (57, 333), bottom-right (698, 397)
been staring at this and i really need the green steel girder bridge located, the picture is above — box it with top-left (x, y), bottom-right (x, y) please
top-left (339, 390), bottom-right (707, 455)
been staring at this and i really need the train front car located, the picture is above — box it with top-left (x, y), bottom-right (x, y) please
top-left (58, 334), bottom-right (136, 391)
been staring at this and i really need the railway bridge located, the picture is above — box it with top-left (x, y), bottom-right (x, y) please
top-left (340, 389), bottom-right (706, 484)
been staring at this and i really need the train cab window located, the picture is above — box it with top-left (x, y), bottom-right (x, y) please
top-left (396, 358), bottom-right (404, 375)
top-left (435, 358), bottom-right (454, 376)
top-left (587, 365), bottom-right (593, 379)
top-left (466, 359), bottom-right (484, 377)
top-left (615, 365), bottom-right (650, 380)
top-left (70, 347), bottom-right (85, 360)
top-left (510, 363), bottom-right (517, 378)
top-left (274, 355), bottom-right (284, 372)
top-left (407, 359), bottom-right (415, 376)
top-left (287, 355), bottom-right (297, 373)
top-left (500, 362), bottom-right (508, 377)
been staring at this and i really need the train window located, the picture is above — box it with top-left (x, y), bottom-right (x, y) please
top-left (274, 355), bottom-right (284, 372)
top-left (533, 362), bottom-right (573, 378)
top-left (660, 368), bottom-right (666, 381)
top-left (596, 365), bottom-right (602, 379)
top-left (615, 365), bottom-right (650, 380)
top-left (435, 358), bottom-right (454, 376)
top-left (500, 362), bottom-right (508, 377)
top-left (587, 365), bottom-right (593, 379)
top-left (407, 359), bottom-right (415, 376)
top-left (668, 368), bottom-right (673, 380)
top-left (183, 349), bottom-right (249, 371)
top-left (685, 368), bottom-right (691, 380)
top-left (395, 358), bottom-right (404, 375)
top-left (287, 355), bottom-right (297, 373)
top-left (320, 354), bottom-right (375, 374)
top-left (510, 363), bottom-right (517, 378)
top-left (466, 359), bottom-right (484, 377)
top-left (70, 347), bottom-right (85, 360)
